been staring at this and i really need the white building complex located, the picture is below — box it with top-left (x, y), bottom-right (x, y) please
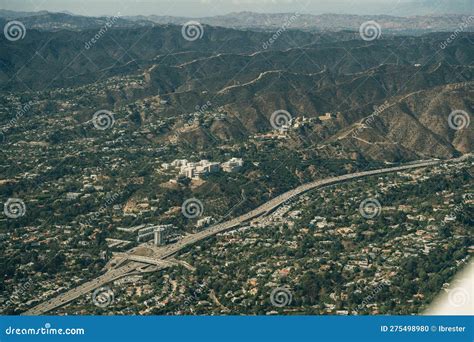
top-left (221, 158), bottom-right (244, 173)
top-left (161, 158), bottom-right (244, 179)
top-left (179, 160), bottom-right (220, 179)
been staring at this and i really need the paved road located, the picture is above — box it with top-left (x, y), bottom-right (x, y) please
top-left (22, 261), bottom-right (168, 315)
top-left (23, 158), bottom-right (465, 315)
top-left (151, 160), bottom-right (444, 260)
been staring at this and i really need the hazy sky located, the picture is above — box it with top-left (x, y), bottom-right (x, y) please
top-left (0, 0), bottom-right (471, 17)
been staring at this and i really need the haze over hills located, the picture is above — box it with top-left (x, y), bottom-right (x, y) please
top-left (128, 12), bottom-right (474, 34)
top-left (0, 10), bottom-right (473, 33)
top-left (0, 10), bottom-right (154, 31)
top-left (0, 10), bottom-right (472, 161)
top-left (1, 0), bottom-right (472, 17)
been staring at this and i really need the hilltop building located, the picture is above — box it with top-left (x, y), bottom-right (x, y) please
top-left (221, 158), bottom-right (244, 173)
top-left (161, 158), bottom-right (244, 179)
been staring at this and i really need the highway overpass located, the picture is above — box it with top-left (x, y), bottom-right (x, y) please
top-left (23, 157), bottom-right (469, 315)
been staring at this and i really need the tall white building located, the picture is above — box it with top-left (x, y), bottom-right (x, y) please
top-left (154, 227), bottom-right (166, 246)
top-left (136, 224), bottom-right (173, 245)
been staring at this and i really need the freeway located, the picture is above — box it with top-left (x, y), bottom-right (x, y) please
top-left (150, 159), bottom-right (444, 260)
top-left (23, 157), bottom-right (467, 315)
top-left (22, 261), bottom-right (170, 315)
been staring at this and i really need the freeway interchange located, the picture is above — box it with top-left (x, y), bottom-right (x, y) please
top-left (22, 158), bottom-right (466, 315)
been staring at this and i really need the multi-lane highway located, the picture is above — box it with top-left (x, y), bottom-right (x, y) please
top-left (22, 261), bottom-right (144, 315)
top-left (150, 159), bottom-right (443, 260)
top-left (23, 157), bottom-right (468, 315)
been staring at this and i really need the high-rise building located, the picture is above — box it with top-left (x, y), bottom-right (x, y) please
top-left (154, 227), bottom-right (166, 246)
top-left (137, 224), bottom-right (173, 244)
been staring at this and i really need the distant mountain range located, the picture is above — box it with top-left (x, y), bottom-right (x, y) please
top-left (0, 10), bottom-right (472, 161)
top-left (128, 12), bottom-right (474, 34)
top-left (0, 13), bottom-right (474, 160)
top-left (0, 10), bottom-right (473, 34)
top-left (0, 10), bottom-right (153, 31)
